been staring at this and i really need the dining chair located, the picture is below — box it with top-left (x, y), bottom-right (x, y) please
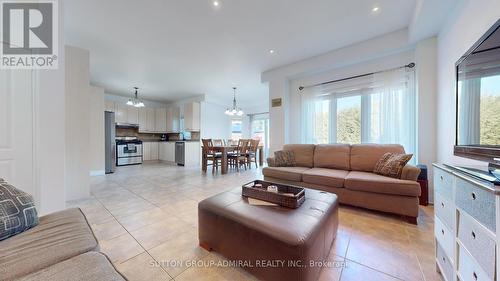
top-left (246, 139), bottom-right (260, 168)
top-left (228, 139), bottom-right (250, 171)
top-left (202, 139), bottom-right (222, 174)
top-left (213, 139), bottom-right (223, 146)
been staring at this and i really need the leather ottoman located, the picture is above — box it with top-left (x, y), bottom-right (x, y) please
top-left (198, 187), bottom-right (338, 281)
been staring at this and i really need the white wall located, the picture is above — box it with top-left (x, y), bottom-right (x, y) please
top-left (33, 1), bottom-right (67, 214)
top-left (65, 46), bottom-right (90, 201)
top-left (436, 0), bottom-right (500, 166)
top-left (89, 86), bottom-right (105, 176)
top-left (200, 101), bottom-right (232, 139)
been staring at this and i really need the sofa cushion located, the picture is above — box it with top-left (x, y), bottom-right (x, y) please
top-left (0, 180), bottom-right (39, 241)
top-left (313, 144), bottom-right (351, 170)
top-left (350, 144), bottom-right (405, 172)
top-left (274, 150), bottom-right (296, 167)
top-left (373, 153), bottom-right (413, 178)
top-left (283, 144), bottom-right (315, 168)
top-left (262, 167), bottom-right (311, 182)
top-left (302, 168), bottom-right (349, 188)
top-left (345, 171), bottom-right (421, 197)
top-left (17, 252), bottom-right (125, 281)
top-left (0, 208), bottom-right (99, 280)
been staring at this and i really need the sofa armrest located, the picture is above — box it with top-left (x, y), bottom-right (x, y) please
top-left (267, 157), bottom-right (276, 167)
top-left (400, 164), bottom-right (421, 181)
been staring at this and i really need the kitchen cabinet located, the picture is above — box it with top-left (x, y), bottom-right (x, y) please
top-left (126, 106), bottom-right (139, 124)
top-left (184, 141), bottom-right (201, 166)
top-left (159, 142), bottom-right (175, 162)
top-left (143, 142), bottom-right (159, 161)
top-left (114, 103), bottom-right (127, 123)
top-left (155, 108), bottom-right (167, 132)
top-left (166, 106), bottom-right (180, 132)
top-left (105, 100), bottom-right (115, 112)
top-left (139, 107), bottom-right (155, 132)
top-left (182, 102), bottom-right (200, 131)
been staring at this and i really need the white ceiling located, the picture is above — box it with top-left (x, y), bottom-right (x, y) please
top-left (64, 0), bottom-right (418, 107)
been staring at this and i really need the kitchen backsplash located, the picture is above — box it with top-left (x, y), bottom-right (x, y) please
top-left (116, 127), bottom-right (200, 142)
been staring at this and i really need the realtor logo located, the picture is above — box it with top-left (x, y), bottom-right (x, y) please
top-left (1, 0), bottom-right (58, 69)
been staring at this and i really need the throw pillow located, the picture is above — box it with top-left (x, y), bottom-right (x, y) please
top-left (274, 150), bottom-right (296, 167)
top-left (373, 152), bottom-right (413, 179)
top-left (0, 180), bottom-right (39, 241)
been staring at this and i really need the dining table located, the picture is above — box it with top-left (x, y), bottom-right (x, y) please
top-left (201, 145), bottom-right (264, 174)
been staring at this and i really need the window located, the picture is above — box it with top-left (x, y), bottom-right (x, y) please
top-left (250, 114), bottom-right (270, 159)
top-left (301, 67), bottom-right (416, 157)
top-left (231, 119), bottom-right (242, 140)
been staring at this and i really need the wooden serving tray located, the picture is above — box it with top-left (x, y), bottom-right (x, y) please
top-left (242, 180), bottom-right (305, 209)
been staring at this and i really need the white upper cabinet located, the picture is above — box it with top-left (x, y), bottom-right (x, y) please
top-left (139, 107), bottom-right (156, 132)
top-left (114, 103), bottom-right (127, 123)
top-left (155, 108), bottom-right (167, 133)
top-left (127, 106), bottom-right (139, 125)
top-left (166, 106), bottom-right (180, 132)
top-left (183, 102), bottom-right (200, 131)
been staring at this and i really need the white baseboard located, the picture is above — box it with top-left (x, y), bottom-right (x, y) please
top-left (90, 170), bottom-right (105, 176)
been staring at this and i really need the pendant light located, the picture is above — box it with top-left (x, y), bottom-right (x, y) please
top-left (127, 87), bottom-right (145, 107)
top-left (225, 87), bottom-right (243, 116)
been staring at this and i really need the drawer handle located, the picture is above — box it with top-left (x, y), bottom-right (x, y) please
top-left (441, 202), bottom-right (445, 208)
top-left (473, 272), bottom-right (478, 280)
top-left (472, 231), bottom-right (476, 239)
top-left (442, 256), bottom-right (446, 263)
top-left (471, 192), bottom-right (476, 200)
top-left (440, 176), bottom-right (444, 181)
top-left (441, 229), bottom-right (445, 235)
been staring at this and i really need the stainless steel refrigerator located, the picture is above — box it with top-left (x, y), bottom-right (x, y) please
top-left (105, 111), bottom-right (116, 174)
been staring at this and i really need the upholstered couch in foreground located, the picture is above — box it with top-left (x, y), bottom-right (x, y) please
top-left (0, 208), bottom-right (125, 281)
top-left (263, 144), bottom-right (421, 223)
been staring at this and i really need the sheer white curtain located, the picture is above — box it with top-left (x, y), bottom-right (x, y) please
top-left (458, 78), bottom-right (481, 145)
top-left (300, 66), bottom-right (417, 156)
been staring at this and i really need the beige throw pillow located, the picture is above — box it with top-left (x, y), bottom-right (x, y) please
top-left (274, 150), bottom-right (296, 167)
top-left (373, 152), bottom-right (413, 179)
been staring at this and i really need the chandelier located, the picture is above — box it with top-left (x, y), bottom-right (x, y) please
top-left (126, 87), bottom-right (145, 107)
top-left (225, 87), bottom-right (244, 116)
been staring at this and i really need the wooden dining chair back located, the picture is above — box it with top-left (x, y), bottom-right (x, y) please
top-left (229, 139), bottom-right (250, 171)
top-left (202, 139), bottom-right (221, 173)
top-left (246, 139), bottom-right (260, 168)
top-left (213, 139), bottom-right (223, 146)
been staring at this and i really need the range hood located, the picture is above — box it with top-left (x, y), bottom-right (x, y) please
top-left (116, 122), bottom-right (139, 128)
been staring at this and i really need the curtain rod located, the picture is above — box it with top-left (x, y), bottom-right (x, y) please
top-left (298, 62), bottom-right (415, 91)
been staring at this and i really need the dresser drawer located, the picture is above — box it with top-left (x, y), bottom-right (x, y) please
top-left (437, 242), bottom-right (454, 281)
top-left (435, 193), bottom-right (455, 231)
top-left (458, 243), bottom-right (492, 281)
top-left (434, 167), bottom-right (454, 200)
top-left (435, 216), bottom-right (455, 262)
top-left (457, 211), bottom-right (495, 280)
top-left (455, 177), bottom-right (496, 232)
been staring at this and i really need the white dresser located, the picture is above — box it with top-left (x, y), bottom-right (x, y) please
top-left (433, 164), bottom-right (499, 281)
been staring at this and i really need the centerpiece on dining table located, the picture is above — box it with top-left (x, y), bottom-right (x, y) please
top-left (242, 180), bottom-right (305, 208)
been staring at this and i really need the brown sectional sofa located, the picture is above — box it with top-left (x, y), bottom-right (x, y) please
top-left (0, 208), bottom-right (125, 281)
top-left (263, 144), bottom-right (421, 223)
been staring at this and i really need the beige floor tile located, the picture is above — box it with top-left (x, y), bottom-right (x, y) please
top-left (318, 254), bottom-right (345, 281)
top-left (130, 218), bottom-right (193, 250)
top-left (100, 233), bottom-right (145, 264)
top-left (340, 259), bottom-right (402, 281)
top-left (117, 207), bottom-right (170, 232)
top-left (116, 252), bottom-right (171, 281)
top-left (148, 229), bottom-right (210, 278)
top-left (91, 219), bottom-right (127, 241)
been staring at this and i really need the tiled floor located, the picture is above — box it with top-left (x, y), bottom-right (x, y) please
top-left (67, 162), bottom-right (442, 281)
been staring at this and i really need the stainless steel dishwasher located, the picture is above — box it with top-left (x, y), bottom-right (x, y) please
top-left (175, 141), bottom-right (185, 166)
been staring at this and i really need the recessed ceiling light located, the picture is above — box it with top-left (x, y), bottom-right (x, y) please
top-left (269, 49), bottom-right (275, 54)
top-left (213, 1), bottom-right (220, 7)
top-left (372, 6), bottom-right (379, 12)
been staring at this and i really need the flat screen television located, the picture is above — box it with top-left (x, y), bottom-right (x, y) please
top-left (455, 19), bottom-right (500, 164)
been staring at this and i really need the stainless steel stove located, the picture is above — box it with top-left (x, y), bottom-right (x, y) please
top-left (116, 137), bottom-right (143, 166)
